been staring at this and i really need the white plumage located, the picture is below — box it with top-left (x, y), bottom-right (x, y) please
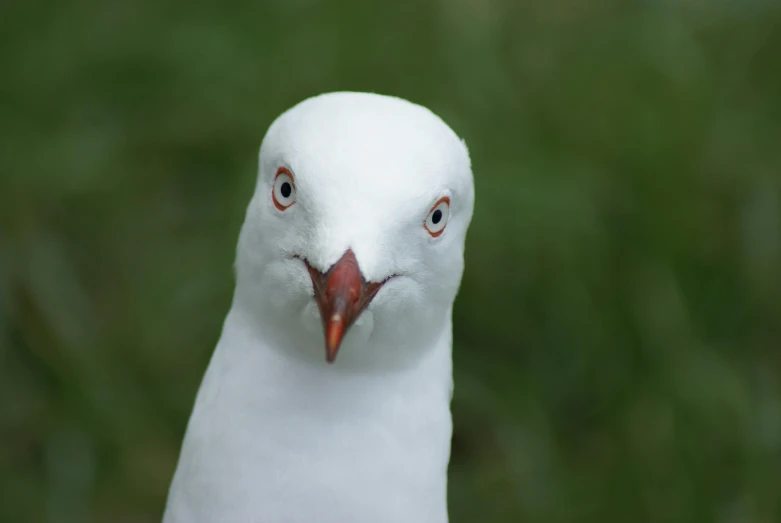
top-left (163, 92), bottom-right (475, 523)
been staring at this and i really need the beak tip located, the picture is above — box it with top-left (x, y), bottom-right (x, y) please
top-left (324, 315), bottom-right (345, 363)
top-left (325, 337), bottom-right (341, 363)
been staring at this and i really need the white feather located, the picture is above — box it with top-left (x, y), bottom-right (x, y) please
top-left (163, 92), bottom-right (475, 523)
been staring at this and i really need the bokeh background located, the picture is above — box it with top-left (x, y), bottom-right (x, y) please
top-left (2, 0), bottom-right (781, 521)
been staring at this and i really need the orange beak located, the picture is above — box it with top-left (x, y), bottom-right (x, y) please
top-left (305, 249), bottom-right (389, 363)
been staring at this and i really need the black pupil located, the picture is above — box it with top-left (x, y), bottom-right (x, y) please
top-left (280, 182), bottom-right (292, 198)
top-left (432, 209), bottom-right (442, 224)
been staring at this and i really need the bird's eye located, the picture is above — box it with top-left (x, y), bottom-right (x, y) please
top-left (272, 168), bottom-right (296, 210)
top-left (424, 197), bottom-right (450, 237)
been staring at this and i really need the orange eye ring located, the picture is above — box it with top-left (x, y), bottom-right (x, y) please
top-left (272, 167), bottom-right (297, 211)
top-left (424, 196), bottom-right (450, 237)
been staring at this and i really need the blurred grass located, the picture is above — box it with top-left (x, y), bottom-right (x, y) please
top-left (2, 0), bottom-right (781, 521)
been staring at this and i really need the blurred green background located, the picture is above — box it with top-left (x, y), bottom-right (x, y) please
top-left (2, 0), bottom-right (781, 521)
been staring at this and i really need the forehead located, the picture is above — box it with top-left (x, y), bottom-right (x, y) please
top-left (260, 93), bottom-right (469, 206)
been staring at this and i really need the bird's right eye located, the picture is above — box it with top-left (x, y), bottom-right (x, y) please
top-left (272, 167), bottom-right (296, 210)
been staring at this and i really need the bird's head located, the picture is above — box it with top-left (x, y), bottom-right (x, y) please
top-left (234, 92), bottom-right (474, 369)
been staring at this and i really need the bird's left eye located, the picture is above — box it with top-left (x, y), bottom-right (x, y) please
top-left (272, 168), bottom-right (296, 210)
top-left (424, 197), bottom-right (450, 237)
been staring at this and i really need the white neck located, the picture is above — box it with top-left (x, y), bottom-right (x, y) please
top-left (163, 302), bottom-right (454, 523)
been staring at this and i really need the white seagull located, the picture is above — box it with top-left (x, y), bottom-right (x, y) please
top-left (162, 92), bottom-right (475, 523)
